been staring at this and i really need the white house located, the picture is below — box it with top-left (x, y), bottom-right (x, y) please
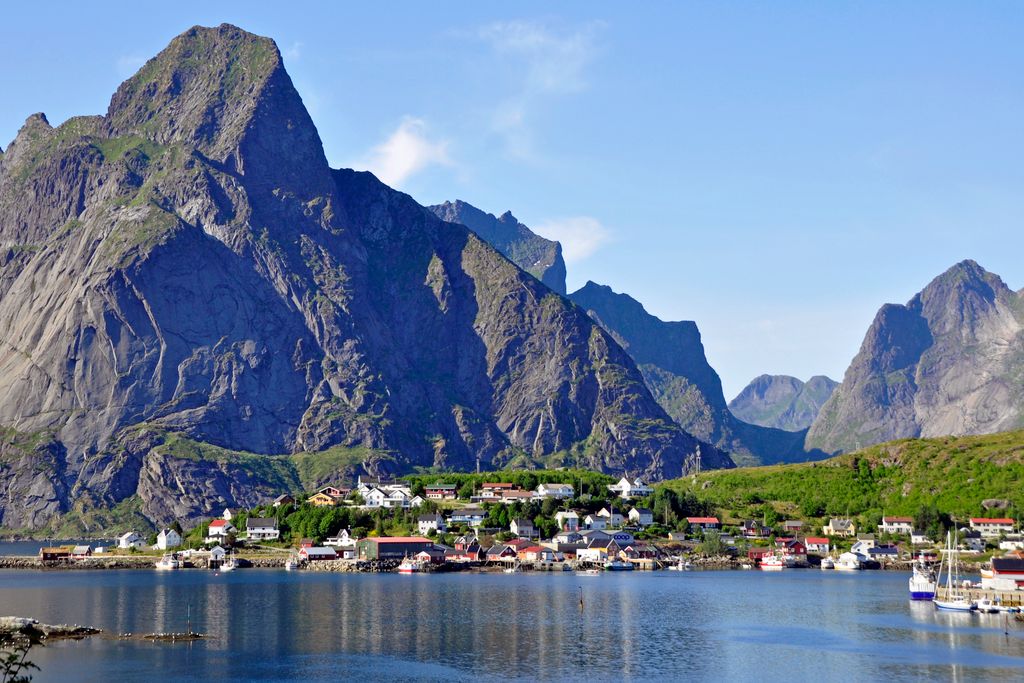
top-left (851, 536), bottom-right (875, 556)
top-left (118, 531), bottom-right (145, 550)
top-left (597, 508), bottom-right (625, 527)
top-left (910, 530), bottom-right (930, 545)
top-left (325, 530), bottom-right (357, 549)
top-left (555, 511), bottom-right (580, 532)
top-left (510, 518), bottom-right (536, 539)
top-left (449, 507), bottom-right (487, 527)
top-left (970, 518), bottom-right (1015, 539)
top-left (961, 530), bottom-right (986, 552)
top-left (209, 545), bottom-right (227, 562)
top-left (418, 514), bottom-right (446, 535)
top-left (999, 535), bottom-right (1024, 551)
top-left (205, 519), bottom-right (235, 543)
top-left (629, 507), bottom-right (654, 527)
top-left (607, 477), bottom-right (654, 500)
top-left (155, 528), bottom-right (182, 550)
top-left (805, 537), bottom-right (830, 554)
top-left (409, 495), bottom-right (425, 508)
top-left (536, 483), bottom-right (575, 500)
top-left (880, 516), bottom-right (914, 535)
top-left (246, 517), bottom-right (280, 541)
top-left (583, 515), bottom-right (607, 531)
top-left (223, 508), bottom-right (235, 521)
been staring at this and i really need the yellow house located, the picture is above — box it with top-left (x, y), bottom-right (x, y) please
top-left (823, 518), bottom-right (856, 537)
top-left (308, 492), bottom-right (338, 507)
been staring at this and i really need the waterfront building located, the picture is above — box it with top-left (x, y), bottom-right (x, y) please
top-left (300, 546), bottom-right (338, 561)
top-left (805, 537), bottom-right (830, 554)
top-left (357, 536), bottom-right (434, 561)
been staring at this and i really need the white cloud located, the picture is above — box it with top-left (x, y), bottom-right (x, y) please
top-left (533, 216), bottom-right (611, 264)
top-left (115, 55), bottom-right (147, 78)
top-left (283, 42), bottom-right (303, 62)
top-left (356, 117), bottom-right (453, 189)
top-left (474, 20), bottom-right (603, 160)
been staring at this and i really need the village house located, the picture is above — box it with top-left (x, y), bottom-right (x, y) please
top-left (70, 545), bottom-right (92, 560)
top-left (481, 482), bottom-right (516, 496)
top-left (741, 520), bottom-right (770, 538)
top-left (156, 528), bottom-right (182, 550)
top-left (607, 477), bottom-right (654, 500)
top-left (486, 544), bottom-right (517, 563)
top-left (824, 518), bottom-right (856, 538)
top-left (910, 530), bottom-right (930, 545)
top-left (325, 529), bottom-right (356, 548)
top-left (554, 530), bottom-right (583, 544)
top-left (357, 537), bottom-right (434, 561)
top-left (206, 519), bottom-right (236, 543)
top-left (425, 483), bottom-right (458, 500)
top-left (499, 490), bottom-right (536, 504)
top-left (999, 535), bottom-right (1024, 551)
top-left (597, 507), bottom-right (625, 527)
top-left (851, 535), bottom-right (876, 556)
top-left (970, 517), bottom-right (1016, 539)
top-left (687, 516), bottom-right (721, 532)
top-left (246, 517), bottom-right (281, 541)
top-left (577, 538), bottom-right (621, 564)
top-left (449, 507), bottom-right (486, 527)
top-left (960, 529), bottom-right (986, 552)
top-left (308, 492), bottom-right (339, 507)
top-left (518, 545), bottom-right (557, 563)
top-left (555, 510), bottom-right (580, 532)
top-left (300, 546), bottom-right (338, 562)
top-left (586, 528), bottom-right (635, 545)
top-left (584, 514), bottom-right (607, 531)
top-left (39, 547), bottom-right (71, 562)
top-left (805, 537), bottom-right (830, 554)
top-left (273, 494), bottom-right (295, 507)
top-left (510, 518), bottom-right (536, 539)
top-left (629, 507), bottom-right (654, 527)
top-left (223, 508), bottom-right (235, 521)
top-left (118, 531), bottom-right (145, 550)
top-left (536, 483), bottom-right (574, 499)
top-left (450, 535), bottom-right (483, 562)
top-left (209, 545), bottom-right (227, 563)
top-left (782, 520), bottom-right (804, 534)
top-left (881, 516), bottom-right (914, 535)
top-left (418, 514), bottom-right (446, 536)
top-left (776, 538), bottom-right (807, 564)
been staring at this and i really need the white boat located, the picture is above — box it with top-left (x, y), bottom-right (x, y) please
top-left (577, 569), bottom-right (601, 576)
top-left (975, 598), bottom-right (999, 613)
top-left (667, 558), bottom-right (692, 571)
top-left (398, 556), bottom-right (425, 574)
top-left (760, 552), bottom-right (785, 571)
top-left (604, 559), bottom-right (634, 571)
top-left (934, 530), bottom-right (975, 612)
top-left (155, 554), bottom-right (180, 570)
top-left (739, 563), bottom-right (754, 570)
top-left (820, 557), bottom-right (835, 570)
top-left (908, 553), bottom-right (936, 601)
top-left (219, 556), bottom-right (238, 572)
top-left (835, 552), bottom-right (862, 571)
top-left (284, 556), bottom-right (299, 571)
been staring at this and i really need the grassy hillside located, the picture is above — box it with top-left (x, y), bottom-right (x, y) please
top-left (660, 430), bottom-right (1024, 530)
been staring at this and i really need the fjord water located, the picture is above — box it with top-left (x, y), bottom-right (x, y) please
top-left (1, 568), bottom-right (1021, 682)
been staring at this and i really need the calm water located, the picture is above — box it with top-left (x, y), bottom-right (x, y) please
top-left (1, 567), bottom-right (1022, 682)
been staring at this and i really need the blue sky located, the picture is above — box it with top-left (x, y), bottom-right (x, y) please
top-left (3, 3), bottom-right (1022, 398)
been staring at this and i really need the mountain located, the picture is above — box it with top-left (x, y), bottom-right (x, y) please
top-left (0, 25), bottom-right (731, 530)
top-left (568, 281), bottom-right (817, 467)
top-left (728, 375), bottom-right (838, 431)
top-left (807, 260), bottom-right (1024, 454)
top-left (428, 200), bottom-right (567, 294)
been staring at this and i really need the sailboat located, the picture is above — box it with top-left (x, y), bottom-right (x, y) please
top-left (934, 530), bottom-right (975, 612)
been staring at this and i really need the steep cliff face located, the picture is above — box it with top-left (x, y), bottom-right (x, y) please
top-left (0, 25), bottom-right (729, 530)
top-left (429, 200), bottom-right (567, 295)
top-left (729, 375), bottom-right (837, 431)
top-left (568, 281), bottom-right (817, 466)
top-left (807, 260), bottom-right (1024, 454)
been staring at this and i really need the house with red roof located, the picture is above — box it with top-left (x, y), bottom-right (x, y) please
top-left (805, 537), bottom-right (830, 554)
top-left (205, 518), bottom-right (236, 543)
top-left (686, 517), bottom-right (720, 531)
top-left (970, 518), bottom-right (1016, 539)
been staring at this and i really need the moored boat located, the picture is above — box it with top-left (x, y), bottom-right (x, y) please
top-left (577, 568), bottom-right (601, 576)
top-left (820, 557), bottom-right (835, 570)
top-left (219, 556), bottom-right (239, 572)
top-left (398, 556), bottom-right (425, 574)
top-left (759, 552), bottom-right (785, 571)
top-left (934, 530), bottom-right (976, 612)
top-left (604, 559), bottom-right (634, 571)
top-left (155, 554), bottom-right (180, 570)
top-left (835, 552), bottom-right (862, 572)
top-left (909, 553), bottom-right (936, 600)
top-left (284, 556), bottom-right (299, 571)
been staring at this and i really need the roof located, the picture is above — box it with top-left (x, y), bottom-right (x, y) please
top-left (556, 510), bottom-right (579, 518)
top-left (72, 545), bottom-right (91, 553)
top-left (426, 483), bottom-right (457, 489)
top-left (883, 516), bottom-right (914, 523)
top-left (512, 518), bottom-right (534, 526)
top-left (686, 517), bottom-right (720, 524)
top-left (482, 482), bottom-right (515, 488)
top-left (301, 547), bottom-right (337, 557)
top-left (274, 494), bottom-right (293, 501)
top-left (971, 518), bottom-right (1015, 524)
top-left (829, 518), bottom-right (853, 527)
top-left (361, 536), bottom-right (432, 544)
top-left (631, 507), bottom-right (653, 515)
top-left (805, 537), bottom-right (830, 544)
top-left (209, 519), bottom-right (229, 528)
top-left (247, 517), bottom-right (278, 528)
top-left (418, 514), bottom-right (444, 522)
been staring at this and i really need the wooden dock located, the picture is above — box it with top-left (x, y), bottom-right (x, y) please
top-left (935, 585), bottom-right (1024, 607)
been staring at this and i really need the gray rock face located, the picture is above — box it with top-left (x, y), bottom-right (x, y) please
top-left (729, 375), bottom-right (838, 431)
top-left (569, 281), bottom-right (820, 466)
top-left (807, 260), bottom-right (1024, 454)
top-left (0, 24), bottom-right (730, 530)
top-left (429, 200), bottom-right (567, 294)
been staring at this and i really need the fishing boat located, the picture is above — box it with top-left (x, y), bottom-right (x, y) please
top-left (219, 556), bottom-right (239, 572)
top-left (667, 558), bottom-right (692, 571)
top-left (934, 530), bottom-right (975, 612)
top-left (835, 552), bottom-right (862, 572)
top-left (398, 556), bottom-right (424, 574)
top-left (154, 554), bottom-right (180, 571)
top-left (284, 556), bottom-right (299, 571)
top-left (908, 553), bottom-right (936, 600)
top-left (577, 568), bottom-right (601, 576)
top-left (759, 552), bottom-right (785, 571)
top-left (604, 559), bottom-right (634, 571)
top-left (820, 556), bottom-right (835, 570)
top-left (975, 598), bottom-right (999, 613)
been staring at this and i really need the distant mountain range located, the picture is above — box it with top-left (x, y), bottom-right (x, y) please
top-left (729, 375), bottom-right (838, 432)
top-left (0, 25), bottom-right (729, 530)
top-left (807, 260), bottom-right (1024, 453)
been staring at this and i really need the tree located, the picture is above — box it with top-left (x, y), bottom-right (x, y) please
top-left (699, 530), bottom-right (723, 556)
top-left (0, 624), bottom-right (44, 683)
